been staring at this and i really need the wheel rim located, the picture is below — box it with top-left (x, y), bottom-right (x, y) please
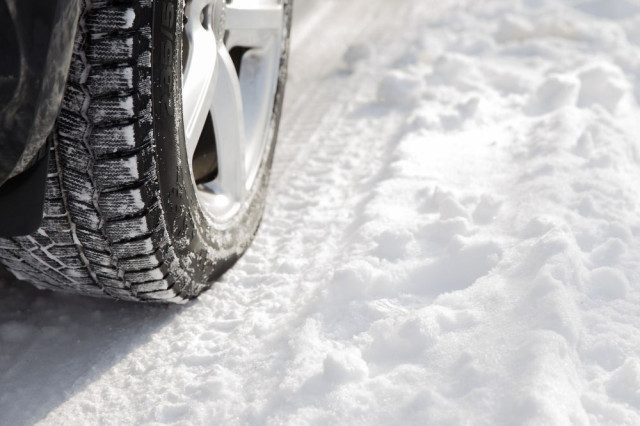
top-left (182, 0), bottom-right (284, 223)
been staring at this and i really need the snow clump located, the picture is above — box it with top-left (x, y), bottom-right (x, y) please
top-left (377, 70), bottom-right (423, 104)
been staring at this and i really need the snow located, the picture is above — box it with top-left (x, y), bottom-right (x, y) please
top-left (3, 0), bottom-right (640, 423)
top-left (377, 71), bottom-right (424, 104)
top-left (343, 44), bottom-right (373, 71)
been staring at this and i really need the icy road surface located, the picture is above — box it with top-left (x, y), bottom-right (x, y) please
top-left (3, 0), bottom-right (640, 423)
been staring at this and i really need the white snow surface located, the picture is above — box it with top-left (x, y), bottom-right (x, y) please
top-left (3, 0), bottom-right (640, 424)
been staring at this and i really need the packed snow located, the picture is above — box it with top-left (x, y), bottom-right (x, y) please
top-left (3, 0), bottom-right (640, 423)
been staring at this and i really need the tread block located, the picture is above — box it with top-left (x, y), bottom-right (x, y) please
top-left (61, 267), bottom-right (94, 282)
top-left (67, 53), bottom-right (85, 82)
top-left (75, 228), bottom-right (109, 252)
top-left (124, 264), bottom-right (169, 283)
top-left (139, 289), bottom-right (183, 302)
top-left (88, 96), bottom-right (134, 123)
top-left (54, 255), bottom-right (86, 269)
top-left (131, 276), bottom-right (172, 293)
top-left (93, 265), bottom-right (119, 279)
top-left (57, 139), bottom-right (92, 174)
top-left (97, 276), bottom-right (128, 289)
top-left (0, 252), bottom-right (23, 265)
top-left (111, 235), bottom-right (159, 257)
top-left (57, 114), bottom-right (90, 141)
top-left (83, 248), bottom-right (113, 267)
top-left (40, 215), bottom-right (72, 234)
top-left (61, 84), bottom-right (89, 114)
top-left (88, 66), bottom-right (134, 97)
top-left (94, 155), bottom-right (146, 189)
top-left (98, 181), bottom-right (155, 219)
top-left (67, 205), bottom-right (101, 231)
top-left (45, 178), bottom-right (63, 200)
top-left (64, 174), bottom-right (96, 206)
top-left (104, 203), bottom-right (160, 241)
top-left (47, 152), bottom-right (58, 174)
top-left (34, 266), bottom-right (78, 284)
top-left (136, 50), bottom-right (152, 69)
top-left (92, 123), bottom-right (139, 155)
top-left (136, 97), bottom-right (153, 125)
top-left (0, 240), bottom-right (20, 251)
top-left (43, 201), bottom-right (67, 218)
top-left (87, 36), bottom-right (134, 64)
top-left (27, 254), bottom-right (65, 271)
top-left (120, 253), bottom-right (161, 271)
top-left (37, 229), bottom-right (75, 247)
top-left (86, 8), bottom-right (137, 34)
top-left (137, 71), bottom-right (152, 96)
top-left (26, 235), bottom-right (56, 251)
top-left (46, 244), bottom-right (79, 258)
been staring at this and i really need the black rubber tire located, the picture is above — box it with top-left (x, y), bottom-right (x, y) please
top-left (0, 0), bottom-right (292, 303)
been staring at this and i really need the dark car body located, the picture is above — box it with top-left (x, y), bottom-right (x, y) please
top-left (0, 0), bottom-right (80, 236)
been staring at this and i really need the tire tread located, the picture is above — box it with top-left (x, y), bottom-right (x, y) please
top-left (0, 0), bottom-right (186, 302)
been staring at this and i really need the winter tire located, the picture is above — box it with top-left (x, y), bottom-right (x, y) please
top-left (0, 0), bottom-right (292, 303)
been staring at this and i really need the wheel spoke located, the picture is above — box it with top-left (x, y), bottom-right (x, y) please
top-left (225, 1), bottom-right (283, 49)
top-left (182, 12), bottom-right (218, 160)
top-left (210, 45), bottom-right (247, 200)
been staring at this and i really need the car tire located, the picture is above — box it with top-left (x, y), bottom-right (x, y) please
top-left (0, 0), bottom-right (292, 303)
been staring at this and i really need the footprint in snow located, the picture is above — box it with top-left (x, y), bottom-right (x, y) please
top-left (408, 240), bottom-right (503, 297)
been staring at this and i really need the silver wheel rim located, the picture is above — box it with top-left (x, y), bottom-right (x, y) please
top-left (182, 0), bottom-right (284, 224)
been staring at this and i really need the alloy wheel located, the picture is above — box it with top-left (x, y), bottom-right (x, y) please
top-left (182, 0), bottom-right (285, 223)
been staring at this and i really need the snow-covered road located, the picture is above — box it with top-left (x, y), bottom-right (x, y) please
top-left (3, 0), bottom-right (640, 423)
